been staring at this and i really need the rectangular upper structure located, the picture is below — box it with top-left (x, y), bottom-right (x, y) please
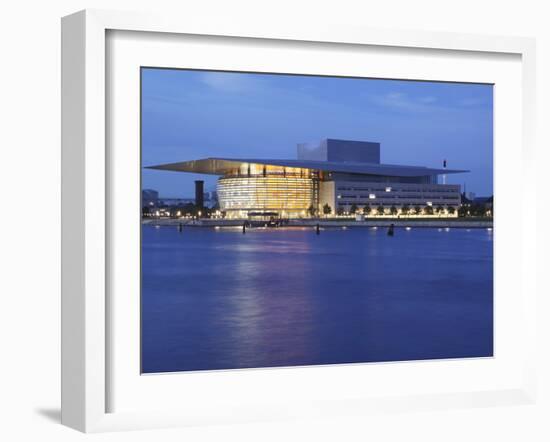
top-left (297, 139), bottom-right (381, 164)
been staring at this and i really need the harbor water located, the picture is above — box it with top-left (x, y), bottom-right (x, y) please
top-left (141, 225), bottom-right (493, 373)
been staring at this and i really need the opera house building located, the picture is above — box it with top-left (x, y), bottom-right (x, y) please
top-left (147, 139), bottom-right (468, 219)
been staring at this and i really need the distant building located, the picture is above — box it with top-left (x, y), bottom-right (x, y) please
top-left (474, 196), bottom-right (493, 214)
top-left (146, 139), bottom-right (469, 218)
top-left (473, 196), bottom-right (492, 206)
top-left (158, 197), bottom-right (194, 206)
top-left (142, 189), bottom-right (159, 208)
top-left (204, 190), bottom-right (219, 208)
top-left (461, 192), bottom-right (473, 206)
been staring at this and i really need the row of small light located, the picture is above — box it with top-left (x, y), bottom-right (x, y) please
top-left (151, 224), bottom-right (492, 232)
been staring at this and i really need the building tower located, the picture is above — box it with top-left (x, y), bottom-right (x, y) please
top-left (195, 180), bottom-right (204, 208)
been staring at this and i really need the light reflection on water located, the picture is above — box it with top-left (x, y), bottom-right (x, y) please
top-left (142, 226), bottom-right (493, 373)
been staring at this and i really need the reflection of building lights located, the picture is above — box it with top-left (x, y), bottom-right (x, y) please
top-left (445, 227), bottom-right (450, 232)
top-left (372, 226), bottom-right (377, 230)
top-left (427, 201), bottom-right (433, 206)
top-left (342, 226), bottom-right (347, 230)
top-left (406, 226), bottom-right (411, 231)
top-left (385, 187), bottom-right (392, 192)
top-left (215, 226), bottom-right (220, 230)
top-left (487, 227), bottom-right (493, 231)
top-left (369, 194), bottom-right (376, 199)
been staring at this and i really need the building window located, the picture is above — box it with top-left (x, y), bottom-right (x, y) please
top-left (369, 194), bottom-right (376, 199)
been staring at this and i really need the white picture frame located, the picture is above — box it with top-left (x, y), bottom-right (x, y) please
top-left (61, 9), bottom-right (538, 433)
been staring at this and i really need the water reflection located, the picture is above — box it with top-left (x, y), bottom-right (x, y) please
top-left (226, 233), bottom-right (317, 367)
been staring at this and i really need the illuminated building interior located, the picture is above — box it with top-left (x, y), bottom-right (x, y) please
top-left (216, 164), bottom-right (315, 217)
top-left (218, 176), bottom-right (314, 218)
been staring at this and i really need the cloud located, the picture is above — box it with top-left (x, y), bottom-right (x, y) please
top-left (387, 92), bottom-right (405, 100)
top-left (199, 72), bottom-right (260, 93)
top-left (370, 92), bottom-right (437, 113)
top-left (419, 96), bottom-right (437, 104)
top-left (457, 97), bottom-right (485, 107)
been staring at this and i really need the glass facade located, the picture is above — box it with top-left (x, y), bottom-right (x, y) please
top-left (217, 174), bottom-right (314, 218)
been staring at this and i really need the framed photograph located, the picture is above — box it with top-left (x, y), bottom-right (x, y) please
top-left (61, 9), bottom-right (538, 432)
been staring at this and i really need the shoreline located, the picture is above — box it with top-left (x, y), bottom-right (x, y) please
top-left (142, 218), bottom-right (493, 229)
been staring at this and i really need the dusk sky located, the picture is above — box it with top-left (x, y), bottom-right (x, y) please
top-left (142, 68), bottom-right (493, 197)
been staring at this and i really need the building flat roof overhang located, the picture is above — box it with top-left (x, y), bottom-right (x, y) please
top-left (146, 157), bottom-right (468, 178)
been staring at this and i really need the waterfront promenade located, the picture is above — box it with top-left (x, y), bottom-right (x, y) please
top-left (142, 218), bottom-right (493, 229)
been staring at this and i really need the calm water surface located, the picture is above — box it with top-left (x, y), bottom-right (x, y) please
top-left (141, 225), bottom-right (493, 373)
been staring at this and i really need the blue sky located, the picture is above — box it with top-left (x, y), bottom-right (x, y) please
top-left (142, 68), bottom-right (493, 197)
